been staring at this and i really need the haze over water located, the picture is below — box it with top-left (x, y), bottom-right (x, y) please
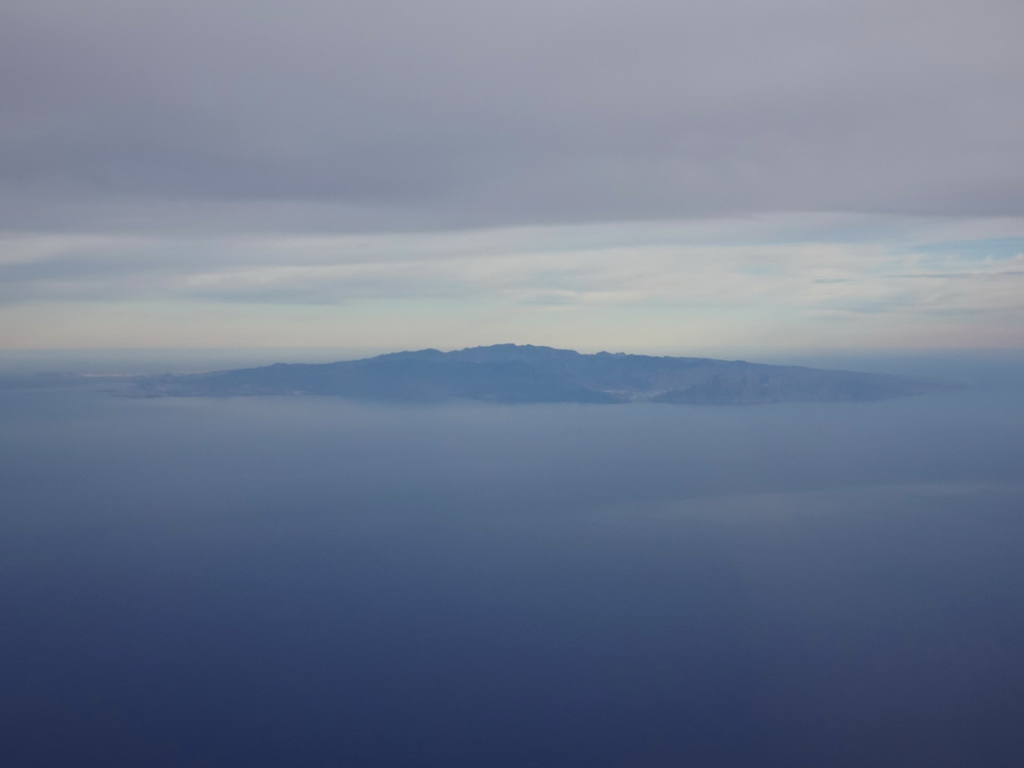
top-left (2, 351), bottom-right (1023, 767)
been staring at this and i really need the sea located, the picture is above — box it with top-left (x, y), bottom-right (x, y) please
top-left (2, 349), bottom-right (1023, 767)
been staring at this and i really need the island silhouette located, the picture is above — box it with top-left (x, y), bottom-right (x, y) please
top-left (127, 344), bottom-right (950, 404)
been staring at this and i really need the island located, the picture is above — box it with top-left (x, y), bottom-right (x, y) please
top-left (126, 344), bottom-right (951, 405)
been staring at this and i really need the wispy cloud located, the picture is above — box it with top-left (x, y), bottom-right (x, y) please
top-left (2, 215), bottom-right (1022, 348)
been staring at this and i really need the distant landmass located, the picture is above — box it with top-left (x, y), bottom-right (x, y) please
top-left (127, 344), bottom-right (950, 404)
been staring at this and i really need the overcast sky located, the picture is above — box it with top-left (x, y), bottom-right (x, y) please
top-left (2, 0), bottom-right (1022, 352)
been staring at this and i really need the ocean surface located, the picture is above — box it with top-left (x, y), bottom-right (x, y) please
top-left (2, 351), bottom-right (1024, 767)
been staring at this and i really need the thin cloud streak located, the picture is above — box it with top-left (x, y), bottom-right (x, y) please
top-left (1, 216), bottom-right (1022, 349)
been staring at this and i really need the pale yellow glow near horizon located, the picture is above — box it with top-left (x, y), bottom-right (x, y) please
top-left (3, 297), bottom-right (1022, 353)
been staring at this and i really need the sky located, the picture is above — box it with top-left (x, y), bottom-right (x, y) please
top-left (1, 0), bottom-right (1023, 353)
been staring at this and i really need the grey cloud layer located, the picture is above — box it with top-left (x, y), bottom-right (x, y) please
top-left (2, 0), bottom-right (1022, 232)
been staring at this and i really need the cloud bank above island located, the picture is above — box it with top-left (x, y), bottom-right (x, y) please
top-left (1, 0), bottom-right (1022, 349)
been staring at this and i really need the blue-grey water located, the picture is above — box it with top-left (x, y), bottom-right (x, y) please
top-left (2, 353), bottom-right (1024, 767)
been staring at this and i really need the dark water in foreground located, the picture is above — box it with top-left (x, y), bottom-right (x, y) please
top-left (2, 358), bottom-right (1024, 766)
